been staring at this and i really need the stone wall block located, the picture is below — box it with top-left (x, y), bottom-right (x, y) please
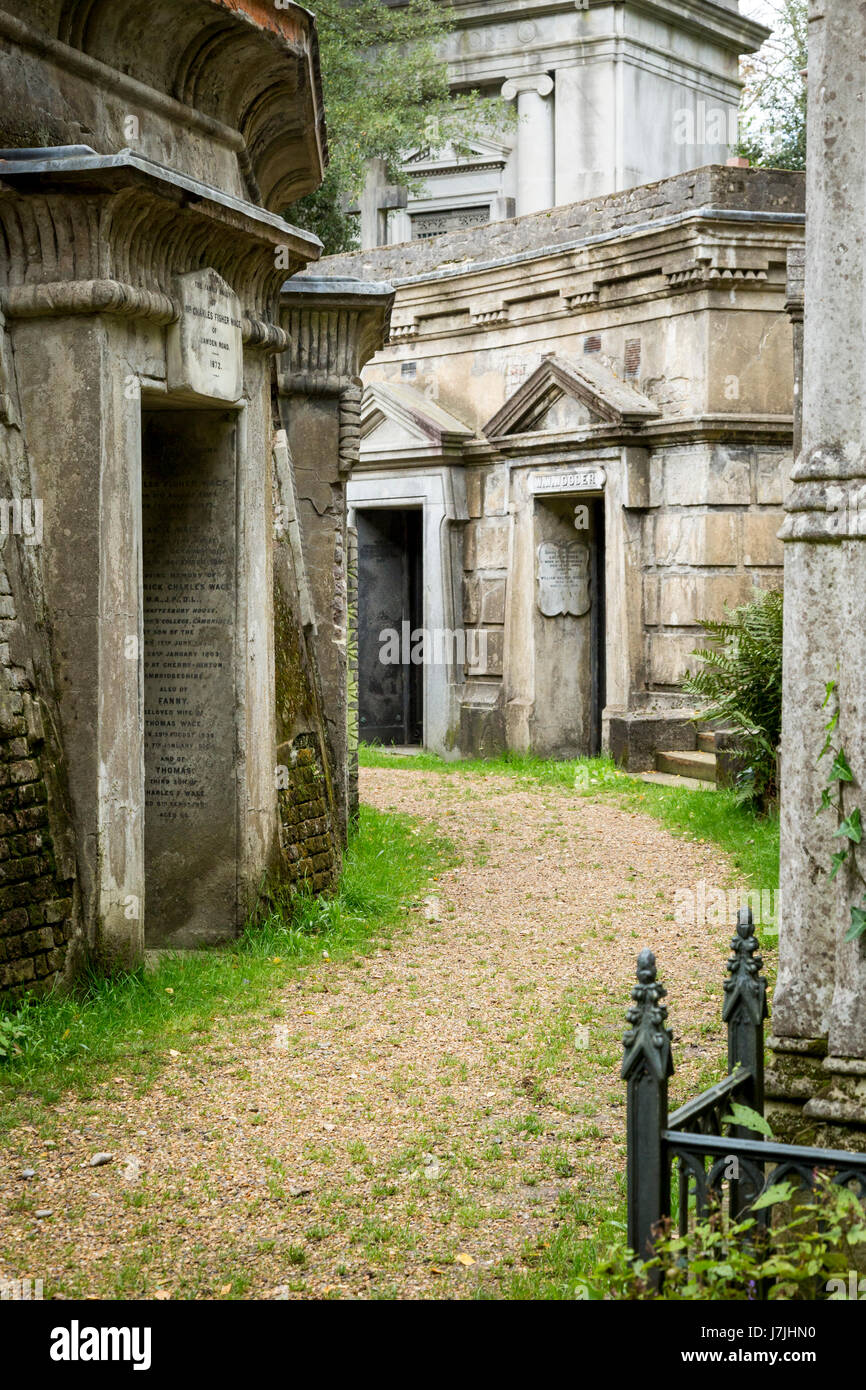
top-left (479, 578), bottom-right (506, 625)
top-left (742, 512), bottom-right (784, 567)
top-left (473, 518), bottom-right (511, 570)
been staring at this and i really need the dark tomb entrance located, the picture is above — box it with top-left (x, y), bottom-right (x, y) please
top-left (141, 407), bottom-right (238, 947)
top-left (588, 496), bottom-right (606, 756)
top-left (356, 508), bottom-right (423, 745)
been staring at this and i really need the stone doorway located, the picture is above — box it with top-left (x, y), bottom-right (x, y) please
top-left (532, 493), bottom-right (606, 756)
top-left (356, 508), bottom-right (423, 746)
top-left (141, 407), bottom-right (239, 947)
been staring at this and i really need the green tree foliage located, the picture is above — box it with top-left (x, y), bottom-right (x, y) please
top-left (289, 0), bottom-right (510, 253)
top-left (683, 589), bottom-right (784, 810)
top-left (737, 0), bottom-right (807, 171)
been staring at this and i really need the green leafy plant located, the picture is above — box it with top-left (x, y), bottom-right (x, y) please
top-left (0, 1009), bottom-right (30, 1061)
top-left (591, 1174), bottom-right (866, 1300)
top-left (722, 1100), bottom-right (774, 1138)
top-left (683, 589), bottom-right (783, 810)
top-left (289, 0), bottom-right (512, 252)
top-left (817, 679), bottom-right (866, 941)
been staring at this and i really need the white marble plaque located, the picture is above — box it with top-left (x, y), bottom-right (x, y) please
top-left (167, 268), bottom-right (243, 402)
top-left (528, 466), bottom-right (606, 495)
top-left (536, 540), bottom-right (591, 617)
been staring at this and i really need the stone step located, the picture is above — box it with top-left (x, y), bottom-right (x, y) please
top-left (655, 748), bottom-right (718, 782)
top-left (697, 730), bottom-right (716, 754)
top-left (636, 771), bottom-right (715, 792)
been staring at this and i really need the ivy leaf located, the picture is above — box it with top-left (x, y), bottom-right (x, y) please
top-left (829, 849), bottom-right (849, 880)
top-left (834, 808), bottom-right (863, 844)
top-left (722, 1102), bottom-right (774, 1137)
top-left (817, 787), bottom-right (834, 813)
top-left (751, 1181), bottom-right (796, 1211)
top-left (845, 906), bottom-right (866, 942)
top-left (830, 749), bottom-right (854, 783)
top-left (823, 679), bottom-right (838, 708)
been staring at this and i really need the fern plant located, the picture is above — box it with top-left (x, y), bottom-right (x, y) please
top-left (683, 589), bottom-right (783, 810)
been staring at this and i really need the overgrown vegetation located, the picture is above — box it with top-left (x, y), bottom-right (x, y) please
top-left (592, 1175), bottom-right (866, 1301)
top-left (683, 589), bottom-right (783, 811)
top-left (289, 0), bottom-right (510, 253)
top-left (0, 806), bottom-right (448, 1112)
top-left (817, 678), bottom-right (866, 941)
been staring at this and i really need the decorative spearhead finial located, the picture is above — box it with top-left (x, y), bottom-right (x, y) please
top-left (722, 905), bottom-right (768, 1025)
top-left (621, 949), bottom-right (674, 1081)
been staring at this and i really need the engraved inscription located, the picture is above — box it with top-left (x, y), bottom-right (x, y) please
top-left (167, 267), bottom-right (243, 402)
top-left (529, 467), bottom-right (606, 495)
top-left (142, 411), bottom-right (237, 946)
top-left (536, 540), bottom-right (591, 618)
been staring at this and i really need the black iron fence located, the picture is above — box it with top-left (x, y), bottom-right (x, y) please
top-left (622, 907), bottom-right (866, 1276)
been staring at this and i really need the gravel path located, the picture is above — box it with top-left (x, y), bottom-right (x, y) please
top-left (1, 767), bottom-right (739, 1300)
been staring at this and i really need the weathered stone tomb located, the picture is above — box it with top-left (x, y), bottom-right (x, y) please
top-left (0, 0), bottom-right (391, 999)
top-left (318, 165), bottom-right (804, 761)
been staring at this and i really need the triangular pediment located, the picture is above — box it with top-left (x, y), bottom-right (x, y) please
top-left (403, 134), bottom-right (512, 173)
top-left (483, 355), bottom-right (660, 439)
top-left (361, 381), bottom-right (475, 455)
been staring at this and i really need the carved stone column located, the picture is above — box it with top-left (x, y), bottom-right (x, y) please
top-left (501, 74), bottom-right (555, 216)
top-left (785, 245), bottom-right (805, 464)
top-left (770, 0), bottom-right (866, 1150)
top-left (277, 277), bottom-right (393, 844)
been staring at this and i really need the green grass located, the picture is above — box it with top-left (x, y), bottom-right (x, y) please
top-left (0, 805), bottom-right (449, 1119)
top-left (360, 745), bottom-right (779, 894)
top-left (361, 744), bottom-right (779, 1301)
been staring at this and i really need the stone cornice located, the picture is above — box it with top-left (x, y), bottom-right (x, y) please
top-left (370, 215), bottom-right (800, 347)
top-left (278, 278), bottom-right (395, 395)
top-left (0, 151), bottom-right (319, 340)
top-left (440, 0), bottom-right (767, 53)
top-left (1, 0), bottom-right (327, 209)
top-left (477, 412), bottom-right (794, 456)
top-left (357, 412), bottom-right (794, 470)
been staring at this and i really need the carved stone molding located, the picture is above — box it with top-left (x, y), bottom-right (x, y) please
top-left (1, 0), bottom-right (327, 211)
top-left (501, 73), bottom-right (554, 101)
top-left (278, 278), bottom-right (394, 398)
top-left (0, 152), bottom-right (319, 341)
top-left (666, 264), bottom-right (768, 292)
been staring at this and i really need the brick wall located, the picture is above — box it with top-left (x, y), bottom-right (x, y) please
top-left (278, 731), bottom-right (339, 893)
top-left (0, 558), bottom-right (75, 1003)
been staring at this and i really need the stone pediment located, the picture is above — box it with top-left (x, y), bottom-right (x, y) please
top-left (361, 382), bottom-right (475, 454)
top-left (483, 356), bottom-right (661, 439)
top-left (403, 135), bottom-right (512, 174)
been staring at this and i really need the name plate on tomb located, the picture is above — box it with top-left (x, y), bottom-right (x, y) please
top-left (528, 467), bottom-right (606, 495)
top-left (167, 268), bottom-right (243, 403)
top-left (536, 540), bottom-right (591, 618)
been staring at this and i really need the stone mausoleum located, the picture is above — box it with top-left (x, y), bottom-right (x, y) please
top-left (0, 0), bottom-right (391, 1001)
top-left (368, 0), bottom-right (768, 244)
top-left (318, 164), bottom-right (804, 762)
